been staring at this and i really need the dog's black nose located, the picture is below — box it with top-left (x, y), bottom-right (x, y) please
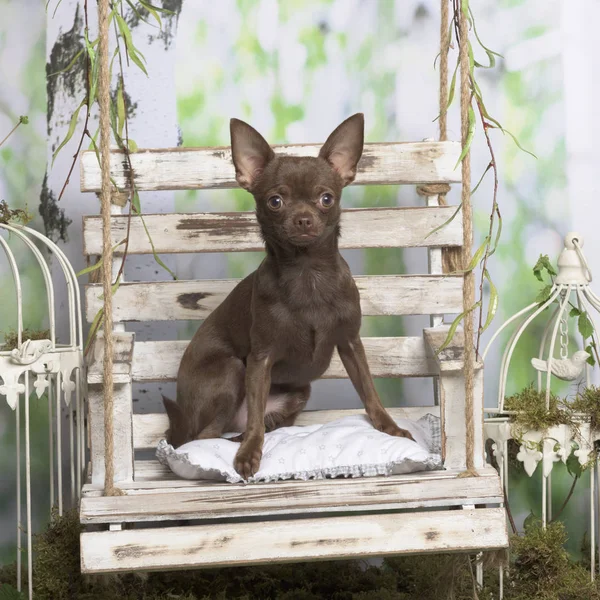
top-left (296, 216), bottom-right (313, 230)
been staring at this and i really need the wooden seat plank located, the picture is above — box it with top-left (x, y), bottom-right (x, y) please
top-left (80, 508), bottom-right (508, 573)
top-left (80, 468), bottom-right (502, 524)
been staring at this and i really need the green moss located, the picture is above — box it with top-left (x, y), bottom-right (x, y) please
top-left (1, 328), bottom-right (50, 351)
top-left (507, 520), bottom-right (600, 599)
top-left (2, 504), bottom-right (599, 600)
top-left (504, 384), bottom-right (573, 432)
top-left (0, 199), bottom-right (33, 225)
top-left (571, 386), bottom-right (600, 431)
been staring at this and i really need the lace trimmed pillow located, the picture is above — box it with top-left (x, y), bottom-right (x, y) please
top-left (157, 413), bottom-right (442, 483)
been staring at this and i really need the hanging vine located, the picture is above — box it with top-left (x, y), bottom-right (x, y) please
top-left (46, 0), bottom-right (177, 353)
top-left (436, 0), bottom-right (536, 357)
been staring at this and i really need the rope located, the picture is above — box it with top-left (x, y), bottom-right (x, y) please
top-left (458, 1), bottom-right (478, 477)
top-left (434, 0), bottom-right (461, 274)
top-left (98, 0), bottom-right (121, 496)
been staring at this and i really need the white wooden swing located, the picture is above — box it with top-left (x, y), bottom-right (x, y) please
top-left (77, 0), bottom-right (508, 574)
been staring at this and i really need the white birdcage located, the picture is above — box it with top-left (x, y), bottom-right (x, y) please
top-left (0, 222), bottom-right (86, 600)
top-left (484, 232), bottom-right (600, 585)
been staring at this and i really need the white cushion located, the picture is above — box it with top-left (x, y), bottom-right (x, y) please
top-left (156, 413), bottom-right (442, 483)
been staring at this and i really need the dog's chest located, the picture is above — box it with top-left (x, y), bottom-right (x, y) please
top-left (269, 291), bottom-right (357, 384)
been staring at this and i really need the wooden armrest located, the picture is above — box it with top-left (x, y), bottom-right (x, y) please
top-left (87, 332), bottom-right (135, 385)
top-left (423, 326), bottom-right (483, 374)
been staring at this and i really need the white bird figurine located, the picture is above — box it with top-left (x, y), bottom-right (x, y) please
top-left (531, 350), bottom-right (590, 381)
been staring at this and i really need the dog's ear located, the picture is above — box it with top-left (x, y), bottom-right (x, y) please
top-left (230, 119), bottom-right (275, 191)
top-left (319, 113), bottom-right (364, 187)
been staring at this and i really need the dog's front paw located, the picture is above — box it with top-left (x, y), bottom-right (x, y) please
top-left (371, 414), bottom-right (415, 441)
top-left (234, 441), bottom-right (262, 480)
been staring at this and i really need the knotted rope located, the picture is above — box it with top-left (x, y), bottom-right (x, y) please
top-left (457, 1), bottom-right (477, 477)
top-left (98, 0), bottom-right (121, 496)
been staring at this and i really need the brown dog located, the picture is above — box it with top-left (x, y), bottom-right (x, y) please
top-left (163, 114), bottom-right (413, 479)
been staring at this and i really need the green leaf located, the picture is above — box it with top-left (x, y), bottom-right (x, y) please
top-left (138, 0), bottom-right (163, 27)
top-left (84, 31), bottom-right (98, 106)
top-left (48, 48), bottom-right (83, 77)
top-left (536, 285), bottom-right (553, 304)
top-left (75, 239), bottom-right (126, 277)
top-left (533, 254), bottom-right (556, 282)
top-left (424, 203), bottom-right (462, 240)
top-left (127, 138), bottom-right (138, 153)
top-left (454, 104), bottom-right (476, 168)
top-left (115, 13), bottom-right (149, 76)
top-left (567, 450), bottom-right (583, 478)
top-left (481, 269), bottom-right (498, 332)
top-left (447, 60), bottom-right (459, 110)
top-left (125, 0), bottom-right (156, 28)
top-left (578, 312), bottom-right (594, 339)
top-left (139, 0), bottom-right (174, 15)
top-left (469, 7), bottom-right (503, 69)
top-left (500, 127), bottom-right (537, 159)
top-left (436, 301), bottom-right (482, 355)
top-left (569, 307), bottom-right (581, 318)
top-left (117, 79), bottom-right (126, 139)
top-left (471, 162), bottom-right (492, 196)
top-left (84, 307), bottom-right (104, 355)
top-left (463, 236), bottom-right (491, 274)
top-left (132, 190), bottom-right (141, 214)
top-left (52, 98), bottom-right (86, 165)
top-left (19, 115), bottom-right (29, 125)
top-left (138, 213), bottom-right (178, 280)
top-left (586, 344), bottom-right (596, 366)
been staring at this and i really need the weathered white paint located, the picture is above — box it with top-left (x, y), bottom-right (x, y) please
top-left (85, 275), bottom-right (464, 322)
top-left (113, 337), bottom-right (437, 383)
top-left (79, 141), bottom-right (463, 192)
top-left (82, 206), bottom-right (463, 256)
top-left (79, 467), bottom-right (502, 523)
top-left (80, 507), bottom-right (508, 573)
top-left (88, 384), bottom-right (134, 486)
top-left (423, 326), bottom-right (484, 373)
top-left (440, 369), bottom-right (485, 470)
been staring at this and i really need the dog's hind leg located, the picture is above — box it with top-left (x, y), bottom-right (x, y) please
top-left (230, 384), bottom-right (310, 442)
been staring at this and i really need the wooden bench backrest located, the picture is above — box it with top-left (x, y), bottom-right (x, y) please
top-left (81, 141), bottom-right (463, 455)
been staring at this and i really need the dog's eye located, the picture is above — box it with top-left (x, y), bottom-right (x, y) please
top-left (267, 196), bottom-right (283, 210)
top-left (319, 193), bottom-right (334, 208)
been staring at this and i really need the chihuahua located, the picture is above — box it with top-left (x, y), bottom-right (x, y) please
top-left (163, 113), bottom-right (413, 479)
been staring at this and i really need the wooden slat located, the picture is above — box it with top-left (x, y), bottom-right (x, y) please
top-left (114, 337), bottom-right (435, 384)
top-left (82, 206), bottom-right (463, 256)
top-left (132, 406), bottom-right (440, 450)
top-left (80, 508), bottom-right (508, 573)
top-left (80, 141), bottom-right (462, 193)
top-left (85, 275), bottom-right (463, 323)
top-left (84, 462), bottom-right (497, 492)
top-left (80, 469), bottom-right (502, 524)
top-left (423, 326), bottom-right (484, 373)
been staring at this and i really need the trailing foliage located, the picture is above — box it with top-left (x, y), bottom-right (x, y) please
top-left (435, 1), bottom-right (536, 357)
